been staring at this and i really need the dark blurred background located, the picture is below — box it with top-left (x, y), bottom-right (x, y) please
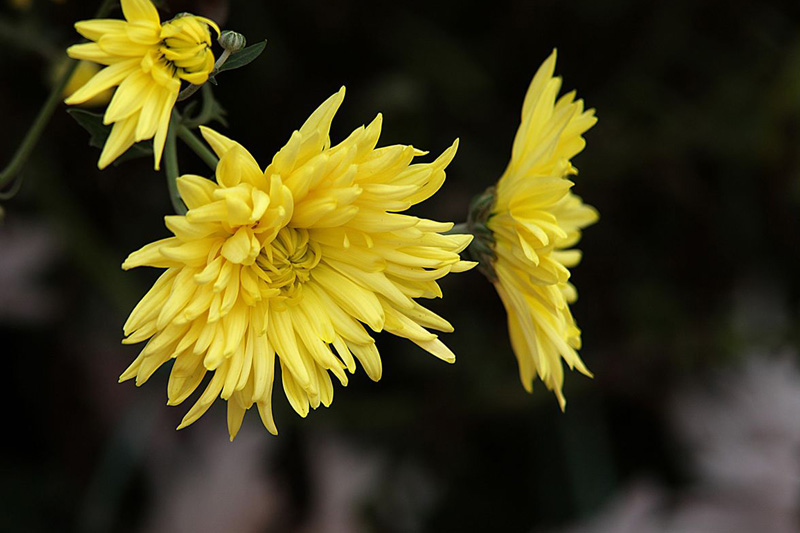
top-left (1, 1), bottom-right (800, 532)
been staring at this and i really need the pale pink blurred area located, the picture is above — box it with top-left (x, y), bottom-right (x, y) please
top-left (130, 424), bottom-right (438, 533)
top-left (0, 218), bottom-right (61, 323)
top-left (550, 353), bottom-right (800, 533)
top-left (300, 430), bottom-right (385, 533)
top-left (668, 354), bottom-right (800, 533)
top-left (142, 425), bottom-right (285, 533)
top-left (556, 481), bottom-right (666, 533)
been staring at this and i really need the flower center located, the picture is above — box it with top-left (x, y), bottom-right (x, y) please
top-left (256, 227), bottom-right (322, 301)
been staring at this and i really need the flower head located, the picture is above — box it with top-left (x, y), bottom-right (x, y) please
top-left (121, 87), bottom-right (475, 439)
top-left (65, 0), bottom-right (219, 169)
top-left (484, 50), bottom-right (597, 409)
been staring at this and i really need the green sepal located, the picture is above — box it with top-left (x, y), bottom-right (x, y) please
top-left (466, 186), bottom-right (499, 281)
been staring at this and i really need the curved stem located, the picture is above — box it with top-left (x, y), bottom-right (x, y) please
top-left (0, 0), bottom-right (119, 192)
top-left (181, 84), bottom-right (217, 129)
top-left (164, 111), bottom-right (186, 215)
top-left (177, 125), bottom-right (219, 171)
top-left (0, 174), bottom-right (23, 199)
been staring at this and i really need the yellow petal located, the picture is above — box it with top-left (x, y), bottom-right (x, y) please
top-left (120, 0), bottom-right (160, 27)
top-left (104, 69), bottom-right (151, 123)
top-left (298, 86), bottom-right (346, 148)
top-left (221, 227), bottom-right (253, 264)
top-left (64, 43), bottom-right (116, 65)
top-left (216, 145), bottom-right (264, 189)
top-left (64, 58), bottom-right (139, 105)
top-left (74, 19), bottom-right (127, 41)
top-left (98, 114), bottom-right (138, 169)
top-left (152, 85), bottom-right (179, 170)
top-left (177, 174), bottom-right (218, 209)
top-left (199, 126), bottom-right (240, 159)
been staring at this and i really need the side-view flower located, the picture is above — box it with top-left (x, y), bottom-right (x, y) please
top-left (480, 50), bottom-right (598, 409)
top-left (121, 87), bottom-right (476, 439)
top-left (64, 0), bottom-right (218, 169)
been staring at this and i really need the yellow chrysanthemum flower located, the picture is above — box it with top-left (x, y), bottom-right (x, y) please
top-left (65, 0), bottom-right (219, 169)
top-left (121, 87), bottom-right (475, 439)
top-left (486, 50), bottom-right (597, 409)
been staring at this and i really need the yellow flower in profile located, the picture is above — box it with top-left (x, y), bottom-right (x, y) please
top-left (486, 50), bottom-right (597, 409)
top-left (121, 87), bottom-right (475, 439)
top-left (65, 0), bottom-right (219, 169)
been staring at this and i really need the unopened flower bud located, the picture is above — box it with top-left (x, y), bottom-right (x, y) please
top-left (219, 30), bottom-right (246, 52)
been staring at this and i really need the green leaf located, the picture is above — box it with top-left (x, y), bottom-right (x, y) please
top-left (216, 40), bottom-right (267, 74)
top-left (67, 109), bottom-right (107, 148)
top-left (68, 109), bottom-right (153, 165)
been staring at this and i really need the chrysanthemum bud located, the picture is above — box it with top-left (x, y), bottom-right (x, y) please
top-left (219, 30), bottom-right (246, 52)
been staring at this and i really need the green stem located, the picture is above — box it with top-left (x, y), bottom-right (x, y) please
top-left (0, 60), bottom-right (80, 190)
top-left (177, 125), bottom-right (219, 171)
top-left (164, 111), bottom-right (186, 215)
top-left (181, 84), bottom-right (217, 129)
top-left (0, 0), bottom-right (119, 192)
top-left (0, 174), bottom-right (23, 199)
